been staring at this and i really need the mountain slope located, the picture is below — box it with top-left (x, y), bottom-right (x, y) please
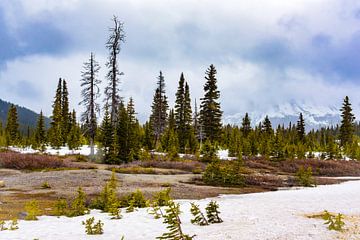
top-left (0, 99), bottom-right (51, 130)
top-left (224, 102), bottom-right (341, 130)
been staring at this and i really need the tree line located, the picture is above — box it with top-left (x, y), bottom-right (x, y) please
top-left (1, 16), bottom-right (359, 163)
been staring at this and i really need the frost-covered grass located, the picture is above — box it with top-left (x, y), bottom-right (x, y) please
top-left (1, 180), bottom-right (360, 239)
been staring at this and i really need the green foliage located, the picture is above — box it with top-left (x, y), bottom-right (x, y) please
top-left (82, 217), bottom-right (104, 235)
top-left (54, 198), bottom-right (68, 216)
top-left (199, 64), bottom-right (222, 143)
top-left (5, 104), bottom-right (20, 146)
top-left (9, 219), bottom-right (19, 230)
top-left (153, 188), bottom-right (172, 207)
top-left (340, 96), bottom-right (355, 146)
top-left (24, 200), bottom-right (40, 221)
top-left (201, 140), bottom-right (218, 162)
top-left (33, 110), bottom-right (46, 151)
top-left (190, 203), bottom-right (209, 226)
top-left (124, 189), bottom-right (148, 212)
top-left (205, 200), bottom-right (223, 224)
top-left (68, 187), bottom-right (88, 217)
top-left (296, 166), bottom-right (315, 187)
top-left (156, 200), bottom-right (194, 240)
top-left (91, 171), bottom-right (120, 213)
top-left (203, 159), bottom-right (245, 186)
top-left (67, 110), bottom-right (82, 150)
top-left (41, 181), bottom-right (51, 189)
top-left (0, 220), bottom-right (7, 231)
top-left (322, 210), bottom-right (345, 231)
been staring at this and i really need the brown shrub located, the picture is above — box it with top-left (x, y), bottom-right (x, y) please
top-left (0, 152), bottom-right (67, 170)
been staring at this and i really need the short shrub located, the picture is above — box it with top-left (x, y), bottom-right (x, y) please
top-left (68, 187), bottom-right (88, 217)
top-left (53, 198), bottom-right (68, 217)
top-left (203, 159), bottom-right (245, 186)
top-left (296, 166), bottom-right (315, 187)
top-left (322, 210), bottom-right (345, 231)
top-left (24, 200), bottom-right (40, 221)
top-left (82, 217), bottom-right (104, 235)
top-left (41, 181), bottom-right (51, 189)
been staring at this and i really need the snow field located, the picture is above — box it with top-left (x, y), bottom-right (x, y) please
top-left (1, 180), bottom-right (360, 239)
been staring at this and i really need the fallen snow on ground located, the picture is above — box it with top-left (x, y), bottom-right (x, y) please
top-left (9, 145), bottom-right (93, 156)
top-left (1, 180), bottom-right (360, 240)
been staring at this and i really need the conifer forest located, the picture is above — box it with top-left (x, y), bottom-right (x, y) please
top-left (1, 1), bottom-right (360, 240)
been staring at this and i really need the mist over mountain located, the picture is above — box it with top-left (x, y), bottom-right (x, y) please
top-left (223, 101), bottom-right (342, 131)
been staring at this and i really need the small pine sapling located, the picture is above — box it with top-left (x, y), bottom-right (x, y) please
top-left (69, 187), bottom-right (88, 217)
top-left (82, 217), bottom-right (104, 235)
top-left (109, 201), bottom-right (122, 219)
top-left (9, 219), bottom-right (19, 230)
top-left (148, 203), bottom-right (164, 219)
top-left (54, 198), bottom-right (68, 216)
top-left (153, 188), bottom-right (171, 207)
top-left (190, 203), bottom-right (209, 226)
top-left (25, 200), bottom-right (40, 221)
top-left (205, 201), bottom-right (223, 224)
top-left (0, 220), bottom-right (7, 231)
top-left (156, 201), bottom-right (194, 240)
top-left (322, 210), bottom-right (345, 231)
top-left (41, 181), bottom-right (51, 189)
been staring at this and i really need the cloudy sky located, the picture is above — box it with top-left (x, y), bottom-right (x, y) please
top-left (1, 0), bottom-right (360, 121)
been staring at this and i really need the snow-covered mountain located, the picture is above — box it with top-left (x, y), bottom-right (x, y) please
top-left (223, 101), bottom-right (341, 130)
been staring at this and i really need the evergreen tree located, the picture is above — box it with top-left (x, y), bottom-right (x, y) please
top-left (34, 110), bottom-right (46, 151)
top-left (296, 113), bottom-right (306, 143)
top-left (104, 16), bottom-right (125, 125)
top-left (61, 79), bottom-right (71, 144)
top-left (80, 52), bottom-right (101, 157)
top-left (150, 71), bottom-right (168, 148)
top-left (199, 64), bottom-right (222, 143)
top-left (49, 79), bottom-right (63, 148)
top-left (67, 110), bottom-right (82, 150)
top-left (339, 96), bottom-right (355, 146)
top-left (126, 97), bottom-right (140, 161)
top-left (99, 106), bottom-right (114, 162)
top-left (143, 121), bottom-right (154, 150)
top-left (205, 200), bottom-right (223, 224)
top-left (262, 115), bottom-right (273, 135)
top-left (241, 113), bottom-right (251, 138)
top-left (5, 104), bottom-right (19, 146)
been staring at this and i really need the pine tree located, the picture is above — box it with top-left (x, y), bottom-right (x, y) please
top-left (339, 96), bottom-right (355, 146)
top-left (34, 110), bottom-right (46, 151)
top-left (61, 79), bottom-right (71, 144)
top-left (205, 200), bottom-right (223, 224)
top-left (174, 73), bottom-right (185, 151)
top-left (241, 113), bottom-right (251, 138)
top-left (49, 79), bottom-right (63, 148)
top-left (199, 64), bottom-right (222, 143)
top-left (67, 110), bottom-right (82, 150)
top-left (296, 113), bottom-right (306, 143)
top-left (262, 115), bottom-right (273, 135)
top-left (150, 71), bottom-right (168, 148)
top-left (5, 104), bottom-right (19, 146)
top-left (104, 16), bottom-right (125, 126)
top-left (80, 52), bottom-right (101, 157)
top-left (99, 106), bottom-right (114, 161)
top-left (190, 203), bottom-right (209, 226)
top-left (183, 82), bottom-right (194, 152)
top-left (126, 98), bottom-right (140, 161)
top-left (157, 201), bottom-right (194, 240)
top-left (116, 102), bottom-right (129, 163)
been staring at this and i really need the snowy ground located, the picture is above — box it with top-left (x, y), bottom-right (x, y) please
top-left (9, 146), bottom-right (236, 160)
top-left (1, 180), bottom-right (360, 240)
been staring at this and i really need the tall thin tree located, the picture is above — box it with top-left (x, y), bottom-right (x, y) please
top-left (339, 96), bottom-right (355, 146)
top-left (104, 16), bottom-right (125, 125)
top-left (80, 52), bottom-right (101, 157)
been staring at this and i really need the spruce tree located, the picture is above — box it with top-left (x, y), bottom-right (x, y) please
top-left (150, 71), bottom-right (168, 148)
top-left (296, 113), bottom-right (306, 143)
top-left (67, 110), bottom-right (82, 150)
top-left (174, 73), bottom-right (185, 151)
top-left (339, 96), bottom-right (355, 146)
top-left (199, 64), bottom-right (222, 143)
top-left (80, 52), bottom-right (101, 157)
top-left (49, 78), bottom-right (63, 148)
top-left (99, 106), bottom-right (114, 162)
top-left (61, 79), bottom-right (71, 144)
top-left (104, 16), bottom-right (125, 125)
top-left (241, 113), bottom-right (251, 138)
top-left (34, 110), bottom-right (46, 151)
top-left (5, 104), bottom-right (19, 146)
top-left (262, 115), bottom-right (273, 135)
top-left (116, 102), bottom-right (130, 163)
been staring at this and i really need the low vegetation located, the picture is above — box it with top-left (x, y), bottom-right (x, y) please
top-left (82, 217), bottom-right (104, 235)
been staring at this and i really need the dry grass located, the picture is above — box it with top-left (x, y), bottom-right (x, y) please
top-left (120, 160), bottom-right (206, 173)
top-left (0, 192), bottom-right (58, 220)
